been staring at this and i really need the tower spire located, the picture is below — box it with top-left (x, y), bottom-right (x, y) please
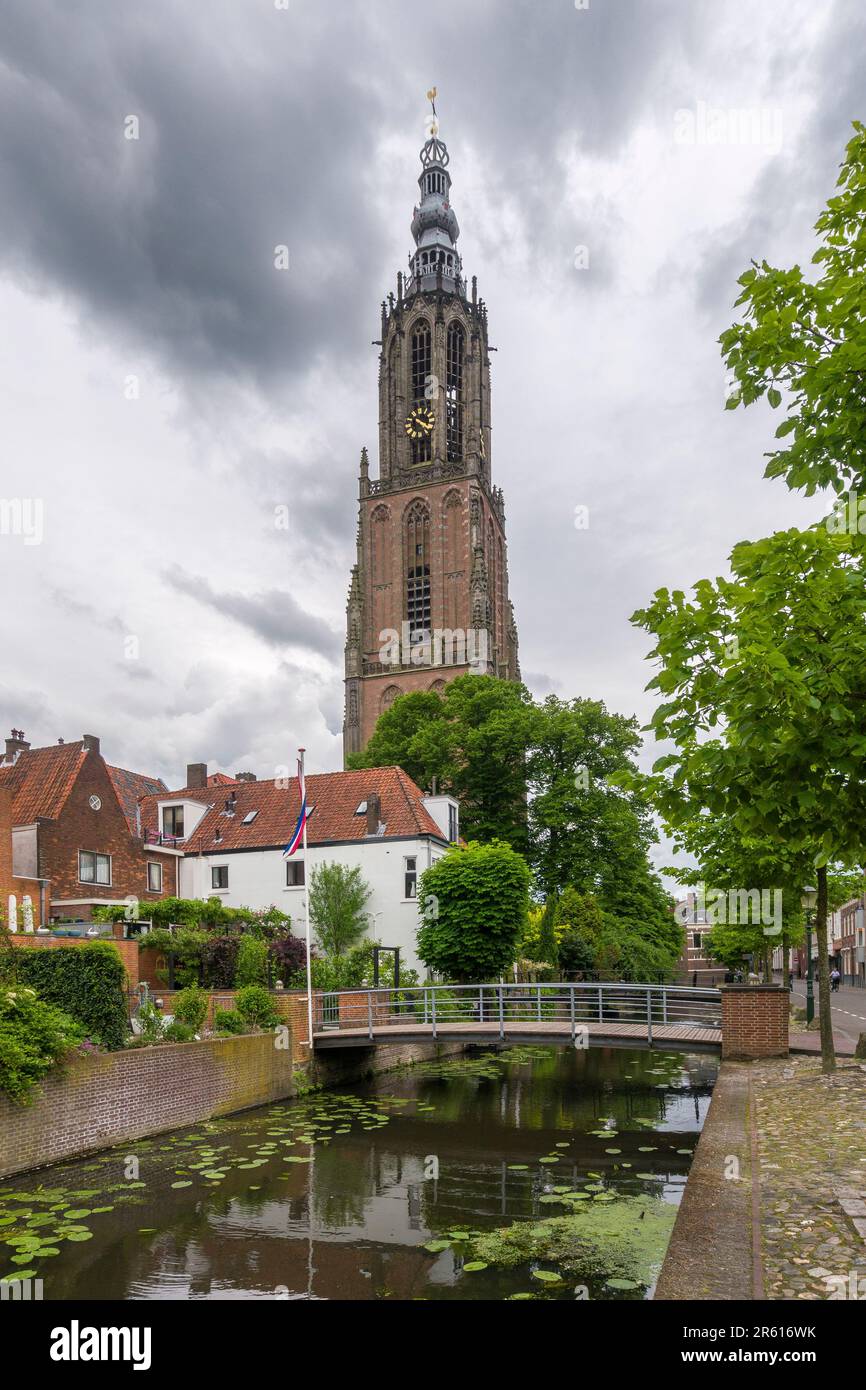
top-left (408, 89), bottom-right (464, 297)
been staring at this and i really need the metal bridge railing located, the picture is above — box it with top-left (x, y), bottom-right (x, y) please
top-left (312, 982), bottom-right (722, 1044)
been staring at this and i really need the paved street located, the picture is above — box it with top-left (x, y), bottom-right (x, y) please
top-left (789, 979), bottom-right (866, 1054)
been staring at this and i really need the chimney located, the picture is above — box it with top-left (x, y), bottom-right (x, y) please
top-left (186, 762), bottom-right (208, 790)
top-left (235, 772), bottom-right (257, 782)
top-left (366, 792), bottom-right (381, 837)
top-left (82, 734), bottom-right (100, 755)
top-left (5, 729), bottom-right (30, 760)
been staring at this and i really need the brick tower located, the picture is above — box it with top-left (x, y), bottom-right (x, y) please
top-left (342, 103), bottom-right (520, 764)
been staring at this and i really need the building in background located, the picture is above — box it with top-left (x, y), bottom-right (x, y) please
top-left (674, 893), bottom-right (727, 987)
top-left (0, 729), bottom-right (177, 924)
top-left (139, 762), bottom-right (459, 974)
top-left (342, 112), bottom-right (520, 764)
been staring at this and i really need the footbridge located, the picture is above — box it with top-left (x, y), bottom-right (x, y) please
top-left (311, 982), bottom-right (723, 1054)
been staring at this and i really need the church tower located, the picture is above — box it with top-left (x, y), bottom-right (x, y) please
top-left (343, 100), bottom-right (520, 765)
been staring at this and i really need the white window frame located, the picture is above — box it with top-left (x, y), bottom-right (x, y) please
top-left (79, 850), bottom-right (112, 886)
top-left (146, 861), bottom-right (163, 892)
top-left (211, 865), bottom-right (229, 891)
top-left (404, 855), bottom-right (418, 900)
top-left (286, 860), bottom-right (305, 887)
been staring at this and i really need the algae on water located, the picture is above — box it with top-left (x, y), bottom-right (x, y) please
top-left (467, 1194), bottom-right (675, 1287)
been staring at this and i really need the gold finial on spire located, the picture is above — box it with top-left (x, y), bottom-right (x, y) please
top-left (426, 87), bottom-right (438, 137)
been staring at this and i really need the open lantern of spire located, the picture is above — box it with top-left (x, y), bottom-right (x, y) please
top-left (408, 95), bottom-right (464, 296)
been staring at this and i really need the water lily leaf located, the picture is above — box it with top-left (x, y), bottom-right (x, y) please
top-left (171, 1181), bottom-right (192, 1189)
top-left (531, 1269), bottom-right (563, 1283)
top-left (463, 1261), bottom-right (487, 1272)
top-left (424, 1240), bottom-right (452, 1253)
top-left (605, 1278), bottom-right (641, 1290)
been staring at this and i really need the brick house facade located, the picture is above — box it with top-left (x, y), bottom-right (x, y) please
top-left (0, 730), bottom-right (178, 923)
top-left (342, 119), bottom-right (519, 763)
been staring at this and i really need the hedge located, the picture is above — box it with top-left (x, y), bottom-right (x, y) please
top-left (13, 942), bottom-right (129, 1050)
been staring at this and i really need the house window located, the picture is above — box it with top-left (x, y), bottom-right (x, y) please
top-left (286, 860), bottom-right (305, 887)
top-left (211, 865), bottom-right (228, 890)
top-left (693, 932), bottom-right (702, 950)
top-left (405, 856), bottom-right (417, 899)
top-left (79, 851), bottom-right (111, 886)
top-left (147, 862), bottom-right (163, 892)
top-left (162, 805), bottom-right (184, 838)
top-left (448, 803), bottom-right (458, 843)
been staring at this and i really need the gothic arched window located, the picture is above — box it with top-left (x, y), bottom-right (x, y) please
top-left (410, 320), bottom-right (432, 464)
top-left (405, 500), bottom-right (431, 639)
top-left (446, 321), bottom-right (465, 462)
top-left (381, 684), bottom-right (401, 714)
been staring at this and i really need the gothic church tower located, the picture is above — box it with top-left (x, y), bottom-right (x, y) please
top-left (343, 104), bottom-right (520, 765)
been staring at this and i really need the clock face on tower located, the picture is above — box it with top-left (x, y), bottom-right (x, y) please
top-left (405, 404), bottom-right (435, 441)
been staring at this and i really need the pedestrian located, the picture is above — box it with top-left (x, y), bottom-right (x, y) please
top-left (831, 967), bottom-right (841, 993)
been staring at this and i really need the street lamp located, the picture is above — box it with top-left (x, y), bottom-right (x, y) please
top-left (802, 885), bottom-right (817, 1025)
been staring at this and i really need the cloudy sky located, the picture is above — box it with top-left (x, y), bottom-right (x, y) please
top-left (0, 0), bottom-right (858, 856)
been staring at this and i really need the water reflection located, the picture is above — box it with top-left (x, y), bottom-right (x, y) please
top-left (0, 1046), bottom-right (716, 1301)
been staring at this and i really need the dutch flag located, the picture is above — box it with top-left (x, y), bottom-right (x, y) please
top-left (282, 758), bottom-right (308, 857)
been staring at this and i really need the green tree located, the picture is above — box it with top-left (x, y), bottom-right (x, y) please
top-left (349, 675), bottom-right (534, 852)
top-left (721, 122), bottom-right (866, 498)
top-left (308, 862), bottom-right (372, 956)
top-left (527, 695), bottom-right (650, 899)
top-left (630, 526), bottom-right (866, 1071)
top-left (417, 840), bottom-right (531, 983)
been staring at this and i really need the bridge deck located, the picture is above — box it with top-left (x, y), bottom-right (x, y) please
top-left (311, 1020), bottom-right (721, 1052)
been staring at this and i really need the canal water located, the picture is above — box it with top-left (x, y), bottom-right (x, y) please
top-left (0, 1045), bottom-right (716, 1301)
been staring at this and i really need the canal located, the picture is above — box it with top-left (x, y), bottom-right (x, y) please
top-left (0, 1044), bottom-right (717, 1300)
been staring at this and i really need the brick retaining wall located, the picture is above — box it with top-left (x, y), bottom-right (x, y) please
top-left (0, 1032), bottom-right (299, 1179)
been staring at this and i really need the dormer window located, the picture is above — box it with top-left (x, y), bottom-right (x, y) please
top-left (242, 810), bottom-right (258, 825)
top-left (162, 805), bottom-right (184, 838)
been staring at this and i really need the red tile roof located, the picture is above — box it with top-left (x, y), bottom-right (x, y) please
top-left (106, 765), bottom-right (167, 835)
top-left (0, 743), bottom-right (167, 834)
top-left (139, 766), bottom-right (446, 852)
top-left (0, 742), bottom-right (88, 822)
top-left (207, 772), bottom-right (237, 786)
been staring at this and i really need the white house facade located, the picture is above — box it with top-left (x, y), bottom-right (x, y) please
top-left (139, 765), bottom-right (458, 976)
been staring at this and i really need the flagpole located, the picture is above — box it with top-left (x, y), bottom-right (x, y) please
top-left (299, 747), bottom-right (314, 1048)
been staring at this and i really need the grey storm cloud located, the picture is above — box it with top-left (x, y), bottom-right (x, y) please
top-left (163, 564), bottom-right (340, 658)
top-left (0, 0), bottom-right (692, 395)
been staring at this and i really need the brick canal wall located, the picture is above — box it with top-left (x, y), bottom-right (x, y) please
top-left (0, 1024), bottom-right (463, 1180)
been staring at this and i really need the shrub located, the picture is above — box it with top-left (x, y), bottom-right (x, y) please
top-left (235, 985), bottom-right (280, 1030)
top-left (163, 1020), bottom-right (195, 1042)
top-left (14, 942), bottom-right (129, 1049)
top-left (172, 986), bottom-right (208, 1033)
top-left (269, 934), bottom-right (307, 986)
top-left (214, 1008), bottom-right (246, 1035)
top-left (200, 935), bottom-right (240, 989)
top-left (309, 941), bottom-right (420, 992)
top-left (417, 841), bottom-right (531, 983)
top-left (235, 935), bottom-right (269, 988)
top-left (0, 985), bottom-right (84, 1104)
top-left (137, 999), bottom-right (164, 1043)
